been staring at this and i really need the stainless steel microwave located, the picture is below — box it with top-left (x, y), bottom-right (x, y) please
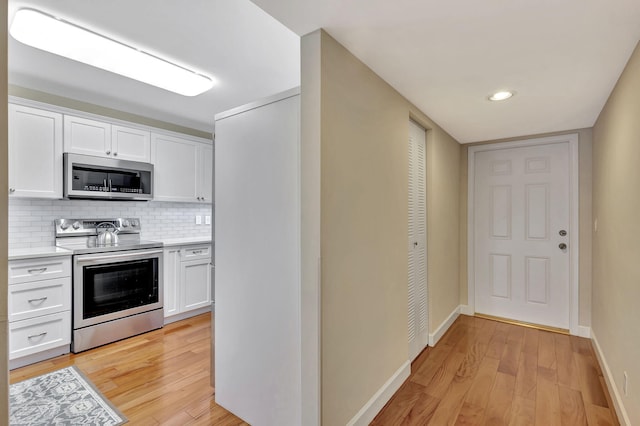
top-left (64, 153), bottom-right (153, 200)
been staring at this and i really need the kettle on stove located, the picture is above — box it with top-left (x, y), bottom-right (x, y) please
top-left (96, 222), bottom-right (119, 246)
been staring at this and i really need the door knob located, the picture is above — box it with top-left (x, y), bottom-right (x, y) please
top-left (559, 230), bottom-right (567, 236)
top-left (559, 243), bottom-right (567, 250)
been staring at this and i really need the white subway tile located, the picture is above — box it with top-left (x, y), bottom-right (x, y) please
top-left (9, 199), bottom-right (212, 250)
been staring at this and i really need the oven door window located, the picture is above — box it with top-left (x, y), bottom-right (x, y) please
top-left (82, 258), bottom-right (159, 319)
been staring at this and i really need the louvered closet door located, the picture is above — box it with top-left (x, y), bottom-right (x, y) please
top-left (408, 120), bottom-right (428, 361)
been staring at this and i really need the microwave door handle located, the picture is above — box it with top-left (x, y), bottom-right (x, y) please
top-left (108, 178), bottom-right (112, 192)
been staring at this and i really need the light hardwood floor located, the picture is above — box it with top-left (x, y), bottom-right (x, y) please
top-left (11, 313), bottom-right (618, 425)
top-left (10, 313), bottom-right (247, 425)
top-left (372, 315), bottom-right (619, 425)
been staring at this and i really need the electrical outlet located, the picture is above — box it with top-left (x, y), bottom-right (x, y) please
top-left (195, 215), bottom-right (202, 225)
top-left (624, 371), bottom-right (629, 396)
top-left (205, 215), bottom-right (211, 225)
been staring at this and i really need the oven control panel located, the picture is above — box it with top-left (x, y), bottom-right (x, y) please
top-left (55, 218), bottom-right (141, 236)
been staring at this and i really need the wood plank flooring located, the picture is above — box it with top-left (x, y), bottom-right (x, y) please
top-left (372, 315), bottom-right (619, 426)
top-left (10, 313), bottom-right (618, 425)
top-left (10, 313), bottom-right (247, 425)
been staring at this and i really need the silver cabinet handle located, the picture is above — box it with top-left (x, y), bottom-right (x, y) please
top-left (9, 187), bottom-right (15, 193)
top-left (106, 150), bottom-right (111, 155)
top-left (113, 152), bottom-right (118, 156)
top-left (28, 332), bottom-right (47, 339)
top-left (27, 267), bottom-right (47, 274)
top-left (559, 243), bottom-right (567, 250)
top-left (192, 250), bottom-right (202, 254)
top-left (28, 297), bottom-right (48, 304)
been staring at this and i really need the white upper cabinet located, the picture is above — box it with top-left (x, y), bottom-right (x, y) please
top-left (111, 125), bottom-right (151, 162)
top-left (64, 115), bottom-right (111, 157)
top-left (9, 104), bottom-right (63, 199)
top-left (8, 99), bottom-right (211, 201)
top-left (64, 115), bottom-right (151, 162)
top-left (151, 133), bottom-right (212, 203)
top-left (198, 143), bottom-right (213, 203)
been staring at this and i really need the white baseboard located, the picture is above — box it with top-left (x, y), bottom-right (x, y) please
top-left (591, 330), bottom-right (631, 426)
top-left (346, 360), bottom-right (411, 426)
top-left (10, 345), bottom-right (70, 370)
top-left (460, 304), bottom-right (474, 316)
top-left (575, 325), bottom-right (591, 338)
top-left (429, 305), bottom-right (461, 346)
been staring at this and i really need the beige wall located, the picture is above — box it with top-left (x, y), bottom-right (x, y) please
top-left (8, 85), bottom-right (212, 139)
top-left (302, 30), bottom-right (460, 425)
top-left (592, 40), bottom-right (640, 424)
top-left (459, 128), bottom-right (593, 327)
top-left (0, 1), bottom-right (8, 419)
top-left (426, 119), bottom-right (461, 330)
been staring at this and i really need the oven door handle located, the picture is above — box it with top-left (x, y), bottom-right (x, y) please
top-left (76, 248), bottom-right (163, 263)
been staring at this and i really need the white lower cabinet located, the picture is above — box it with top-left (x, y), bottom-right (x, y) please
top-left (9, 278), bottom-right (71, 322)
top-left (9, 312), bottom-right (71, 360)
top-left (8, 256), bottom-right (72, 368)
top-left (163, 244), bottom-right (212, 323)
top-left (182, 259), bottom-right (211, 311)
top-left (163, 248), bottom-right (180, 317)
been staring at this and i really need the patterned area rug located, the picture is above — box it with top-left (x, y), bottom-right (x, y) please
top-left (10, 365), bottom-right (127, 425)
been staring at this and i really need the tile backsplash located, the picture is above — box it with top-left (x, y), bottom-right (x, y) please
top-left (9, 198), bottom-right (212, 249)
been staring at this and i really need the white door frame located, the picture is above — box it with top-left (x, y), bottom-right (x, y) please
top-left (466, 134), bottom-right (580, 335)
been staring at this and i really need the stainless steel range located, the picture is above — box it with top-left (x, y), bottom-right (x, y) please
top-left (55, 218), bottom-right (163, 353)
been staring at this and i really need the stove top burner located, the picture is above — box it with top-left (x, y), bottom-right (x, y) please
top-left (54, 217), bottom-right (163, 254)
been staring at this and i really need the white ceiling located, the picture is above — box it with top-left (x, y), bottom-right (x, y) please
top-left (250, 0), bottom-right (640, 143)
top-left (8, 0), bottom-right (640, 143)
top-left (8, 0), bottom-right (300, 134)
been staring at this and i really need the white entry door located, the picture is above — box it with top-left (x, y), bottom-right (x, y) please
top-left (474, 142), bottom-right (570, 329)
top-left (408, 121), bottom-right (428, 360)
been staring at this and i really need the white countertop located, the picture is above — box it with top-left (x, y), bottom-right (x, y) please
top-left (155, 236), bottom-right (212, 247)
top-left (8, 237), bottom-right (211, 260)
top-left (9, 246), bottom-right (73, 261)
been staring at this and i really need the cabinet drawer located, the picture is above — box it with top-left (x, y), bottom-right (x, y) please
top-left (180, 245), bottom-right (211, 260)
top-left (9, 257), bottom-right (71, 285)
top-left (9, 312), bottom-right (71, 360)
top-left (9, 278), bottom-right (71, 322)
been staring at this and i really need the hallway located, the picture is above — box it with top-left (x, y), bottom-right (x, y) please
top-left (372, 315), bottom-right (617, 425)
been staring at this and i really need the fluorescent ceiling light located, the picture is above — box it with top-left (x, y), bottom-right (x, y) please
top-left (488, 91), bottom-right (514, 101)
top-left (10, 8), bottom-right (216, 96)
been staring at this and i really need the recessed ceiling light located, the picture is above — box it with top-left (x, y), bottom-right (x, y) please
top-left (488, 91), bottom-right (514, 101)
top-left (9, 8), bottom-right (216, 96)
